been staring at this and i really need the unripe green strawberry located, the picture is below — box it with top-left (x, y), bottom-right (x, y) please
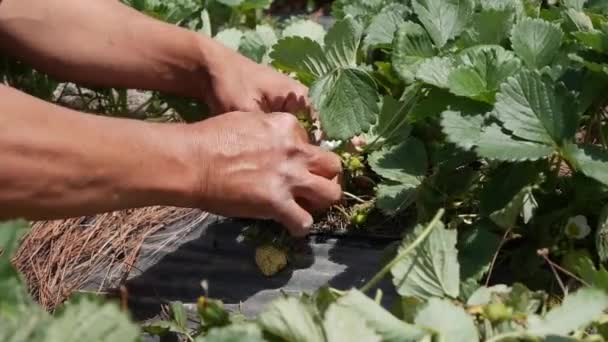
top-left (351, 212), bottom-right (368, 226)
top-left (197, 296), bottom-right (229, 326)
top-left (483, 302), bottom-right (512, 322)
top-left (295, 110), bottom-right (312, 131)
top-left (255, 245), bottom-right (288, 277)
top-left (348, 156), bottom-right (364, 171)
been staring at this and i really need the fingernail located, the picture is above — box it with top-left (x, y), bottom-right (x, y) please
top-left (306, 214), bottom-right (314, 226)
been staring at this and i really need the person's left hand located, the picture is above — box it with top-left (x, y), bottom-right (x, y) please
top-left (200, 41), bottom-right (311, 116)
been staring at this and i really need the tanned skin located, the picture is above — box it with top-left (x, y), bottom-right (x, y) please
top-left (0, 0), bottom-right (342, 236)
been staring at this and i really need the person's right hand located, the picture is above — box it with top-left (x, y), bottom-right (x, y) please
top-left (183, 111), bottom-right (342, 236)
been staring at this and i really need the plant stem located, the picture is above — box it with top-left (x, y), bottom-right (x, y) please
top-left (363, 84), bottom-right (421, 153)
top-left (342, 191), bottom-right (367, 204)
top-left (485, 227), bottom-right (512, 286)
top-left (75, 85), bottom-right (88, 111)
top-left (374, 289), bottom-right (383, 304)
top-left (538, 248), bottom-right (567, 296)
top-left (360, 209), bottom-right (445, 293)
top-left (55, 83), bottom-right (69, 103)
top-left (131, 96), bottom-right (154, 117)
top-left (333, 205), bottom-right (350, 219)
top-left (537, 248), bottom-right (590, 287)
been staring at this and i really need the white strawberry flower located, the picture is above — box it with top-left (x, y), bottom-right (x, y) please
top-left (565, 215), bottom-right (591, 239)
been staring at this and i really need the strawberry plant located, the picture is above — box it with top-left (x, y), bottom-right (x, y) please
top-left (7, 0), bottom-right (608, 341)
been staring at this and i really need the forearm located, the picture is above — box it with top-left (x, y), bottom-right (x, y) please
top-left (0, 0), bottom-right (224, 99)
top-left (0, 85), bottom-right (197, 220)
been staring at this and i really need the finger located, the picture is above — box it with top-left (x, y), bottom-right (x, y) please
top-left (293, 174), bottom-right (343, 212)
top-left (238, 99), bottom-right (264, 113)
top-left (295, 197), bottom-right (316, 214)
top-left (284, 92), bottom-right (309, 115)
top-left (269, 112), bottom-right (310, 143)
top-left (273, 199), bottom-right (314, 237)
top-left (303, 145), bottom-right (342, 179)
top-left (257, 96), bottom-right (272, 113)
top-left (267, 94), bottom-right (286, 113)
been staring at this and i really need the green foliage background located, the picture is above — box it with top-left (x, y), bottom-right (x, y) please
top-left (5, 0), bottom-right (608, 341)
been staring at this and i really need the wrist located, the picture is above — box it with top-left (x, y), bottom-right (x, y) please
top-left (130, 122), bottom-right (202, 209)
top-left (192, 33), bottom-right (239, 106)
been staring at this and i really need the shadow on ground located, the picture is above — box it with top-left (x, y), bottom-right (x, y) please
top-left (114, 215), bottom-right (398, 320)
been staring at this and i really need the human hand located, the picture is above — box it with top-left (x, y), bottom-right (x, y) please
top-left (199, 39), bottom-right (311, 116)
top-left (183, 111), bottom-right (342, 236)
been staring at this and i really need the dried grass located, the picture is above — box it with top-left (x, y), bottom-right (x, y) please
top-left (12, 206), bottom-right (208, 310)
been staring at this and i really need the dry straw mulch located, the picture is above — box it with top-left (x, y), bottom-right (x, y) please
top-left (13, 206), bottom-right (208, 310)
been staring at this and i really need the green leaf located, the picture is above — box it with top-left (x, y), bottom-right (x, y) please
top-left (448, 45), bottom-right (521, 103)
top-left (214, 28), bottom-right (243, 51)
top-left (458, 222), bottom-right (502, 281)
top-left (282, 20), bottom-right (326, 45)
top-left (0, 220), bottom-right (31, 313)
top-left (563, 8), bottom-right (594, 32)
top-left (440, 93), bottom-right (550, 162)
top-left (482, 0), bottom-right (526, 19)
top-left (564, 0), bottom-right (588, 10)
top-left (200, 323), bottom-right (265, 342)
top-left (199, 9), bottom-right (211, 36)
top-left (476, 123), bottom-right (555, 161)
top-left (562, 250), bottom-right (608, 291)
top-left (414, 85), bottom-right (490, 122)
top-left (441, 110), bottom-right (485, 151)
top-left (392, 22), bottom-right (437, 83)
top-left (215, 0), bottom-right (243, 6)
top-left (45, 296), bottom-right (140, 342)
top-left (364, 94), bottom-right (414, 148)
top-left (364, 4), bottom-right (409, 49)
top-left (511, 17), bottom-right (564, 68)
top-left (0, 219), bottom-right (29, 262)
top-left (416, 57), bottom-right (455, 89)
top-left (311, 68), bottom-right (379, 140)
top-left (461, 8), bottom-right (515, 46)
top-left (391, 220), bottom-right (460, 300)
top-left (479, 163), bottom-right (540, 229)
top-left (564, 143), bottom-right (608, 187)
top-left (369, 137), bottom-right (427, 185)
top-left (0, 307), bottom-right (50, 342)
top-left (142, 320), bottom-right (187, 336)
top-left (587, 0), bottom-right (608, 12)
top-left (414, 298), bottom-right (479, 342)
top-left (494, 69), bottom-right (578, 146)
top-left (170, 301), bottom-right (188, 330)
top-left (466, 285), bottom-right (511, 306)
top-left (270, 36), bottom-right (329, 78)
top-left (275, 18), bottom-right (373, 140)
top-left (258, 297), bottom-right (325, 342)
top-left (323, 304), bottom-right (381, 342)
top-left (412, 0), bottom-right (475, 48)
top-left (239, 25), bottom-right (277, 63)
top-left (333, 290), bottom-right (428, 342)
top-left (569, 53), bottom-right (608, 78)
top-left (369, 137), bottom-right (427, 214)
top-left (238, 0), bottom-right (272, 11)
top-left (527, 288), bottom-right (608, 336)
top-left (573, 30), bottom-right (608, 53)
top-left (324, 17), bottom-right (364, 69)
top-left (596, 204), bottom-right (608, 264)
top-left (376, 182), bottom-right (419, 215)
top-left (506, 283), bottom-right (545, 314)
